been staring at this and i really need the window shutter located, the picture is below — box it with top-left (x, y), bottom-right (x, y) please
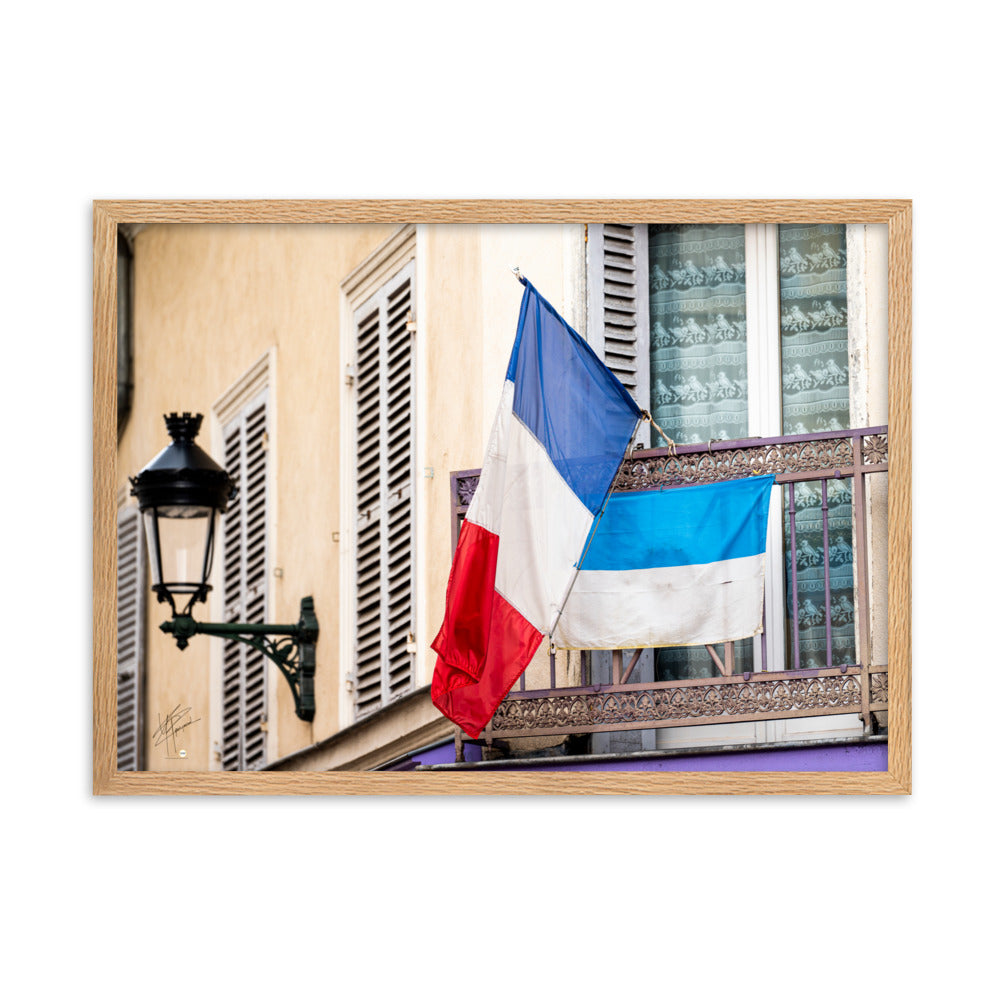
top-left (586, 225), bottom-right (655, 750)
top-left (354, 304), bottom-right (385, 716)
top-left (384, 278), bottom-right (415, 701)
top-left (221, 395), bottom-right (269, 770)
top-left (587, 223), bottom-right (650, 441)
top-left (116, 503), bottom-right (145, 770)
top-left (353, 264), bottom-right (415, 718)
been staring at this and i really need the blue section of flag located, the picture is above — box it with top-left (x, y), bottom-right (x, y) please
top-left (579, 475), bottom-right (775, 571)
top-left (506, 278), bottom-right (642, 514)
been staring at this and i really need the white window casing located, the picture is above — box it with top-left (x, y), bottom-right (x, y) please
top-left (211, 352), bottom-right (274, 770)
top-left (587, 223), bottom-right (885, 750)
top-left (341, 229), bottom-right (417, 726)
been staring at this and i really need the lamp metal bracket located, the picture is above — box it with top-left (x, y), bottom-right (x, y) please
top-left (160, 596), bottom-right (318, 722)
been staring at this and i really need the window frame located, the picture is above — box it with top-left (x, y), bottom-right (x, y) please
top-left (586, 222), bottom-right (883, 749)
top-left (210, 352), bottom-right (275, 770)
top-left (340, 227), bottom-right (418, 727)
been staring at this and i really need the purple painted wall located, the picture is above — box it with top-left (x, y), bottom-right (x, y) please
top-left (400, 740), bottom-right (886, 772)
top-left (387, 740), bottom-right (483, 769)
top-left (520, 742), bottom-right (887, 772)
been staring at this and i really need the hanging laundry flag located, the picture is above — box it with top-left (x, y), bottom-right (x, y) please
top-left (553, 474), bottom-right (775, 650)
top-left (431, 276), bottom-right (642, 738)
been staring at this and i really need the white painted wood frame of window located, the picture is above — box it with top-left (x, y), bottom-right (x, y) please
top-left (587, 223), bottom-right (883, 750)
top-left (340, 228), bottom-right (418, 729)
top-left (210, 352), bottom-right (275, 770)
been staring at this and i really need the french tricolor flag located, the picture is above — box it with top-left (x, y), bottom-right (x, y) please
top-left (431, 277), bottom-right (642, 738)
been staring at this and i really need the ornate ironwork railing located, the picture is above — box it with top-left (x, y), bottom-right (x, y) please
top-left (449, 426), bottom-right (889, 756)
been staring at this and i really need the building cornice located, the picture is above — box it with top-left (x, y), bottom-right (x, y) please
top-left (263, 685), bottom-right (454, 771)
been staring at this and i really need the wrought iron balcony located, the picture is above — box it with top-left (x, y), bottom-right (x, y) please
top-left (448, 425), bottom-right (889, 760)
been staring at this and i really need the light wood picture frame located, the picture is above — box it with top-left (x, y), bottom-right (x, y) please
top-left (93, 199), bottom-right (911, 795)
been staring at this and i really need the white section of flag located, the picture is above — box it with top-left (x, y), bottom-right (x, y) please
top-left (493, 412), bottom-right (594, 633)
top-left (553, 553), bottom-right (767, 650)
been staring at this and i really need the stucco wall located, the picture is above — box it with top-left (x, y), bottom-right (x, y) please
top-left (121, 223), bottom-right (396, 769)
top-left (120, 222), bottom-right (576, 769)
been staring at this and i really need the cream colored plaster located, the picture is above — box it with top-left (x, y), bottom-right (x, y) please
top-left (119, 222), bottom-right (606, 770)
top-left (122, 223), bottom-right (396, 768)
top-left (269, 690), bottom-right (454, 771)
top-left (417, 226), bottom-right (484, 689)
top-left (479, 225), bottom-right (569, 448)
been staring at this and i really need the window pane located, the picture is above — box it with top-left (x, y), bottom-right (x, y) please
top-left (779, 225), bottom-right (855, 671)
top-left (779, 225), bottom-right (849, 434)
top-left (655, 638), bottom-right (753, 682)
top-left (648, 224), bottom-right (748, 681)
top-left (783, 479), bottom-right (856, 669)
top-left (648, 224), bottom-right (748, 445)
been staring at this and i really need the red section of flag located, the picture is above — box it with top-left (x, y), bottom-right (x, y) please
top-left (431, 519), bottom-right (543, 738)
top-left (431, 519), bottom-right (499, 680)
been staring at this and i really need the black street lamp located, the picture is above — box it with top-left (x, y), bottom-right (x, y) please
top-left (130, 412), bottom-right (317, 722)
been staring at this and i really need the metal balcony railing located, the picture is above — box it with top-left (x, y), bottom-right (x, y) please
top-left (448, 426), bottom-right (889, 757)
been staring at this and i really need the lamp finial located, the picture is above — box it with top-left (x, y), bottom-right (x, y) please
top-left (164, 412), bottom-right (203, 442)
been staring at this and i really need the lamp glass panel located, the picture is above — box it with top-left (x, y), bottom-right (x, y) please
top-left (144, 505), bottom-right (215, 590)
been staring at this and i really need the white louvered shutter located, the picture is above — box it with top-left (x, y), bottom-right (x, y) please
top-left (221, 394), bottom-right (269, 770)
top-left (587, 223), bottom-right (650, 445)
top-left (585, 225), bottom-right (656, 752)
top-left (353, 263), bottom-right (416, 718)
top-left (116, 503), bottom-right (145, 770)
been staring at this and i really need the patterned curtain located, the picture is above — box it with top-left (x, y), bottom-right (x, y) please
top-left (783, 478), bottom-right (856, 669)
top-left (648, 225), bottom-right (748, 445)
top-left (649, 224), bottom-right (752, 680)
top-left (779, 225), bottom-right (855, 668)
top-left (779, 224), bottom-right (850, 436)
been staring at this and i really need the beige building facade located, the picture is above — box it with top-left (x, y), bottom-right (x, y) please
top-left (118, 222), bottom-right (583, 770)
top-left (115, 220), bottom-right (889, 773)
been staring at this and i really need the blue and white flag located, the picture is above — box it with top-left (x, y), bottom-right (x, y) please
top-left (553, 475), bottom-right (775, 650)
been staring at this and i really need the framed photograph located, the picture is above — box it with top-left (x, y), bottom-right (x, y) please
top-left (93, 199), bottom-right (911, 794)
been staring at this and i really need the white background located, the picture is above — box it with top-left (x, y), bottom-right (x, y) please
top-left (3, 3), bottom-right (994, 996)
